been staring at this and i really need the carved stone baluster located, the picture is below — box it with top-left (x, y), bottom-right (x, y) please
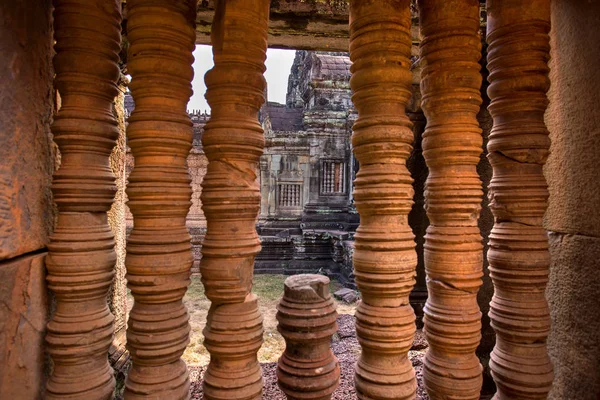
top-left (322, 163), bottom-right (326, 193)
top-left (278, 184), bottom-right (282, 207)
top-left (349, 1), bottom-right (418, 399)
top-left (276, 275), bottom-right (340, 400)
top-left (199, 0), bottom-right (270, 399)
top-left (486, 1), bottom-right (554, 398)
top-left (329, 163), bottom-right (334, 193)
top-left (417, 1), bottom-right (484, 398)
top-left (286, 185), bottom-right (290, 207)
top-left (327, 162), bottom-right (331, 193)
top-left (291, 185), bottom-right (295, 207)
top-left (292, 185), bottom-right (295, 206)
top-left (124, 0), bottom-right (196, 398)
top-left (323, 163), bottom-right (327, 193)
top-left (45, 1), bottom-right (121, 398)
top-left (328, 162), bottom-right (332, 193)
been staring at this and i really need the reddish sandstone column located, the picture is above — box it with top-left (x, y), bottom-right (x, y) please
top-left (486, 1), bottom-right (554, 398)
top-left (276, 275), bottom-right (340, 400)
top-left (45, 1), bottom-right (121, 398)
top-left (124, 0), bottom-right (196, 398)
top-left (417, 1), bottom-right (484, 398)
top-left (349, 1), bottom-right (418, 399)
top-left (199, 0), bottom-right (270, 399)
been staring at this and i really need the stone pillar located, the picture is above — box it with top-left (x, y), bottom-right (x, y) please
top-left (199, 0), bottom-right (270, 399)
top-left (276, 275), bottom-right (340, 400)
top-left (417, 1), bottom-right (484, 398)
top-left (44, 1), bottom-right (121, 398)
top-left (486, 0), bottom-right (554, 398)
top-left (348, 1), bottom-right (418, 399)
top-left (124, 0), bottom-right (196, 398)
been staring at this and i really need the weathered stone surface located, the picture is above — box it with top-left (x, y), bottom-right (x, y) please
top-left (187, 113), bottom-right (209, 274)
top-left (341, 292), bottom-right (359, 304)
top-left (124, 0), bottom-right (196, 398)
top-left (333, 288), bottom-right (354, 299)
top-left (107, 76), bottom-right (129, 339)
top-left (418, 1), bottom-right (484, 398)
top-left (194, 1), bottom-right (425, 51)
top-left (196, 0), bottom-right (350, 51)
top-left (0, 253), bottom-right (49, 399)
top-left (546, 233), bottom-right (600, 400)
top-left (258, 50), bottom-right (357, 280)
top-left (200, 0), bottom-right (270, 398)
top-left (486, 0), bottom-right (554, 397)
top-left (276, 274), bottom-right (340, 400)
top-left (202, 294), bottom-right (264, 400)
top-left (0, 0), bottom-right (55, 261)
top-left (544, 1), bottom-right (600, 239)
top-left (349, 1), bottom-right (418, 398)
top-left (187, 112), bottom-right (209, 230)
top-left (544, 2), bottom-right (600, 399)
top-left (45, 1), bottom-right (121, 398)
top-left (122, 103), bottom-right (209, 275)
top-left (332, 287), bottom-right (358, 304)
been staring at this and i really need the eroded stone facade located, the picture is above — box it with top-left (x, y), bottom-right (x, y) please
top-left (257, 51), bottom-right (358, 286)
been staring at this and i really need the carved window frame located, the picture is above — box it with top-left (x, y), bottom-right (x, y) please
top-left (320, 159), bottom-right (347, 195)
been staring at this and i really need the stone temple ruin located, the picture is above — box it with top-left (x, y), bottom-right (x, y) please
top-left (2, 0), bottom-right (600, 400)
top-left (126, 49), bottom-right (422, 304)
top-left (258, 51), bottom-right (359, 284)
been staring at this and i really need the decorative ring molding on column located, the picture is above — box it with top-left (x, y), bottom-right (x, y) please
top-left (349, 1), bottom-right (418, 398)
top-left (124, 0), bottom-right (196, 398)
top-left (199, 0), bottom-right (270, 399)
top-left (45, 1), bottom-right (122, 398)
top-left (418, 0), bottom-right (485, 398)
top-left (486, 0), bottom-right (554, 398)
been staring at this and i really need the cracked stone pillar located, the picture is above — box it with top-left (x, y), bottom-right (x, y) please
top-left (276, 274), bottom-right (340, 400)
top-left (417, 1), bottom-right (484, 398)
top-left (199, 0), bottom-right (270, 399)
top-left (349, 1), bottom-right (418, 399)
top-left (124, 0), bottom-right (196, 398)
top-left (44, 1), bottom-right (121, 398)
top-left (486, 0), bottom-right (554, 398)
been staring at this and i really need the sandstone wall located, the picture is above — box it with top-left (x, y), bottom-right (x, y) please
top-left (107, 79), bottom-right (129, 341)
top-left (545, 1), bottom-right (600, 398)
top-left (0, 0), bottom-right (55, 397)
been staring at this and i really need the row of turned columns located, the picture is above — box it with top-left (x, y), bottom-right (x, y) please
top-left (349, 0), bottom-right (553, 399)
top-left (44, 0), bottom-right (554, 399)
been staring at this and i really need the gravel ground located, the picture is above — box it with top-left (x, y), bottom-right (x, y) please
top-left (189, 314), bottom-right (431, 400)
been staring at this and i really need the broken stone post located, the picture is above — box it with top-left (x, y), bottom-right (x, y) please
top-left (276, 274), bottom-right (340, 400)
